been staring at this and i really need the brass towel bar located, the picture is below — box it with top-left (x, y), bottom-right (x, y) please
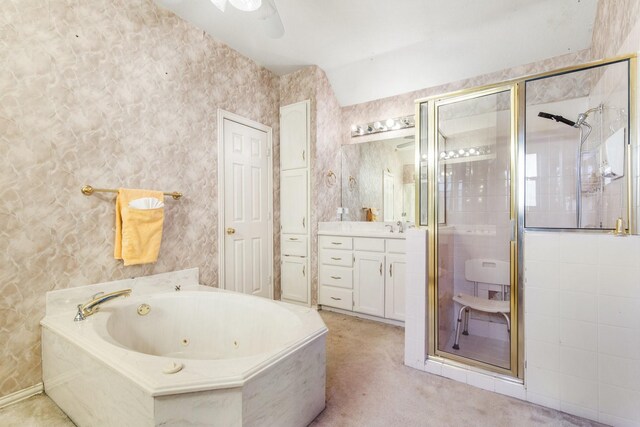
top-left (81, 185), bottom-right (182, 200)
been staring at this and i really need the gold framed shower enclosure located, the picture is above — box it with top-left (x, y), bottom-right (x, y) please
top-left (415, 54), bottom-right (636, 379)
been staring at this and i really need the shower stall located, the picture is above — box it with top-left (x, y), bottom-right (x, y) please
top-left (416, 56), bottom-right (634, 378)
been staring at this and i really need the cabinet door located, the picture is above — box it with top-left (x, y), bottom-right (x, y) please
top-left (385, 255), bottom-right (406, 321)
top-left (354, 252), bottom-right (385, 317)
top-left (281, 169), bottom-right (308, 234)
top-left (281, 256), bottom-right (308, 305)
top-left (280, 101), bottom-right (309, 170)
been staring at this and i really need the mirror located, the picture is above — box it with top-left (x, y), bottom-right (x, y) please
top-left (341, 136), bottom-right (416, 222)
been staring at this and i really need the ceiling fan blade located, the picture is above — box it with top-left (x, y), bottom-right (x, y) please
top-left (258, 0), bottom-right (284, 38)
top-left (209, 0), bottom-right (227, 12)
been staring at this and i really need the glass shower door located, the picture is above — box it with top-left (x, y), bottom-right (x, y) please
top-left (432, 86), bottom-right (516, 373)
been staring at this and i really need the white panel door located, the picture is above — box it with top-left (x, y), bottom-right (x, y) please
top-left (354, 252), bottom-right (385, 317)
top-left (280, 101), bottom-right (309, 170)
top-left (223, 119), bottom-right (270, 298)
top-left (280, 169), bottom-right (307, 234)
top-left (385, 255), bottom-right (406, 321)
top-left (281, 256), bottom-right (308, 304)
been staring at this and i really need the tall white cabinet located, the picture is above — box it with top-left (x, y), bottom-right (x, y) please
top-left (280, 100), bottom-right (311, 306)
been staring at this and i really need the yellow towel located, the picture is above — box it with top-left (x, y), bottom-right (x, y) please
top-left (114, 188), bottom-right (164, 266)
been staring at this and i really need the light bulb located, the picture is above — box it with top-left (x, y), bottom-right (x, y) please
top-left (458, 149), bottom-right (465, 155)
top-left (350, 124), bottom-right (358, 133)
top-left (385, 118), bottom-right (395, 128)
top-left (229, 0), bottom-right (262, 12)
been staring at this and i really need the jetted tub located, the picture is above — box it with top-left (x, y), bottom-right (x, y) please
top-left (41, 269), bottom-right (327, 426)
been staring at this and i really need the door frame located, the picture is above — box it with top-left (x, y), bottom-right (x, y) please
top-left (217, 109), bottom-right (274, 299)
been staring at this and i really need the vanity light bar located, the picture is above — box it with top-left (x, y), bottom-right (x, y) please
top-left (439, 146), bottom-right (492, 160)
top-left (350, 114), bottom-right (415, 137)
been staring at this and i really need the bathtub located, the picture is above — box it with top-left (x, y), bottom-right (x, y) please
top-left (41, 269), bottom-right (327, 426)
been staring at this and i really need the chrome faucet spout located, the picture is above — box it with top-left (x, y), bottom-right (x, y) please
top-left (385, 224), bottom-right (394, 233)
top-left (74, 288), bottom-right (132, 321)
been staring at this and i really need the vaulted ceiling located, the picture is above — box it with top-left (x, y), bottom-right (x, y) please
top-left (156, 0), bottom-right (598, 106)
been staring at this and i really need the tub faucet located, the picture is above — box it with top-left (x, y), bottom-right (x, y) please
top-left (385, 224), bottom-right (394, 233)
top-left (74, 288), bottom-right (132, 321)
top-left (396, 221), bottom-right (404, 233)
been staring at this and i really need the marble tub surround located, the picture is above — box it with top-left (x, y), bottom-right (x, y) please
top-left (42, 270), bottom-right (327, 426)
top-left (45, 268), bottom-right (199, 317)
top-left (318, 221), bottom-right (410, 238)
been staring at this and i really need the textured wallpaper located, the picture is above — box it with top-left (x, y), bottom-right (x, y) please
top-left (591, 0), bottom-right (640, 59)
top-left (0, 0), bottom-right (279, 398)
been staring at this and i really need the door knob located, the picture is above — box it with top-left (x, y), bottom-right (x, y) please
top-left (226, 227), bottom-right (236, 235)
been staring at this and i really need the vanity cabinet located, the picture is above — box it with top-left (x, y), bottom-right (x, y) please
top-left (354, 252), bottom-right (385, 317)
top-left (280, 100), bottom-right (311, 306)
top-left (385, 255), bottom-right (406, 321)
top-left (318, 234), bottom-right (406, 322)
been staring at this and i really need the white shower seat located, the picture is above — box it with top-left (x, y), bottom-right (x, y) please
top-left (452, 259), bottom-right (510, 350)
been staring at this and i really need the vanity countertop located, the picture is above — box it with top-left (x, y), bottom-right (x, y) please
top-left (317, 230), bottom-right (407, 239)
top-left (318, 221), bottom-right (409, 239)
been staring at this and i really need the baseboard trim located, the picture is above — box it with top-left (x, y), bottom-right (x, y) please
top-left (319, 305), bottom-right (404, 327)
top-left (0, 383), bottom-right (44, 409)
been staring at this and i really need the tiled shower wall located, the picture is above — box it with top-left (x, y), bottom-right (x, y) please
top-left (0, 0), bottom-right (280, 398)
top-left (524, 232), bottom-right (640, 425)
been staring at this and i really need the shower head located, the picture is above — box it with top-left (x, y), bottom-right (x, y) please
top-left (575, 112), bottom-right (589, 127)
top-left (574, 105), bottom-right (604, 127)
top-left (537, 111), bottom-right (576, 127)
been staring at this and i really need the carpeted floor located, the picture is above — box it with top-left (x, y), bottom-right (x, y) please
top-left (311, 310), bottom-right (602, 427)
top-left (0, 310), bottom-right (603, 426)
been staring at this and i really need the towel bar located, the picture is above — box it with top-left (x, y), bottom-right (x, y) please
top-left (81, 185), bottom-right (182, 200)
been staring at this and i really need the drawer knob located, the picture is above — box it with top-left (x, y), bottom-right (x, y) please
top-left (331, 242), bottom-right (342, 245)
top-left (330, 297), bottom-right (341, 301)
top-left (289, 237), bottom-right (299, 241)
top-left (330, 276), bottom-right (341, 280)
top-left (331, 257), bottom-right (341, 260)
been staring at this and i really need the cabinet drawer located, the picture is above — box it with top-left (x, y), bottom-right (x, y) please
top-left (320, 266), bottom-right (353, 289)
top-left (319, 235), bottom-right (353, 250)
top-left (354, 237), bottom-right (385, 252)
top-left (386, 238), bottom-right (406, 254)
top-left (320, 249), bottom-right (353, 267)
top-left (281, 235), bottom-right (307, 256)
top-left (319, 286), bottom-right (352, 311)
